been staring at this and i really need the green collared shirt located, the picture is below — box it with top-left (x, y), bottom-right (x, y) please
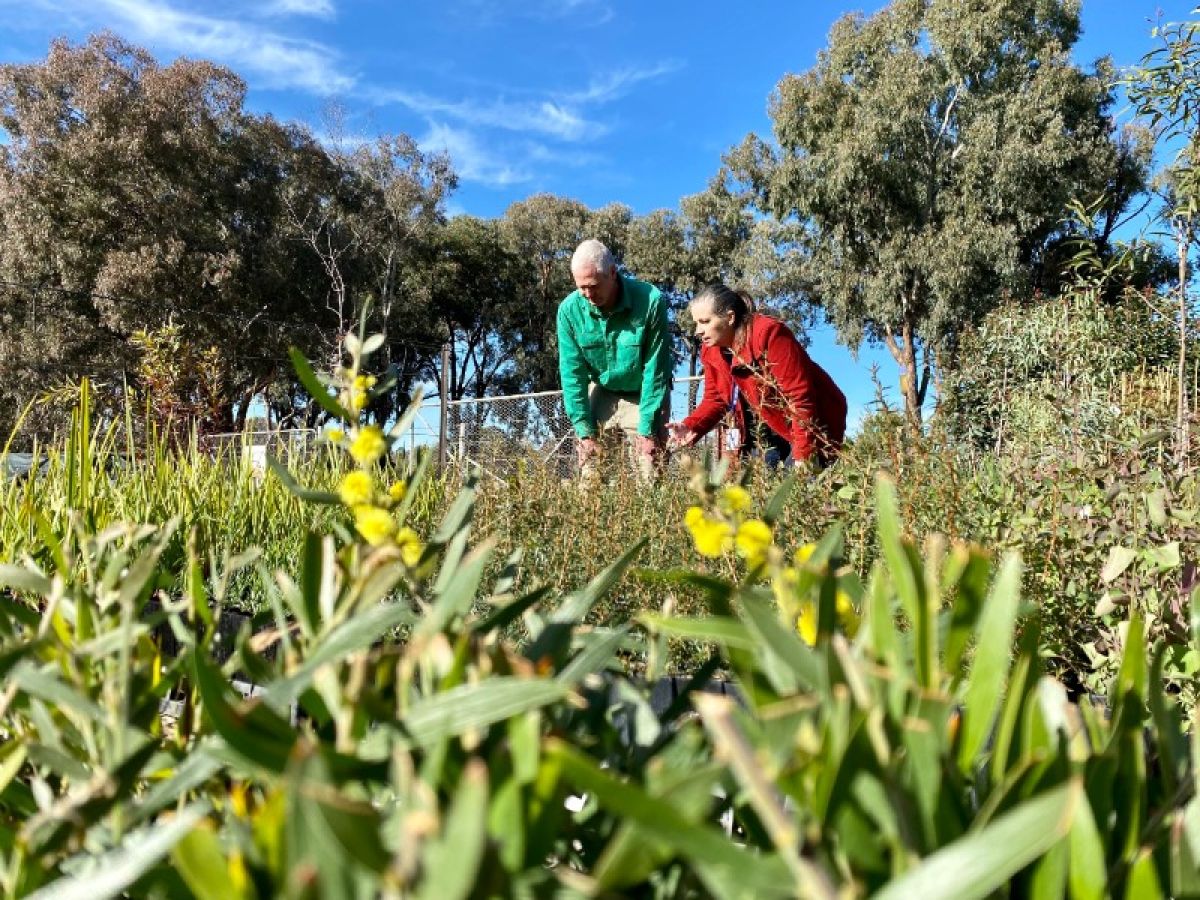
top-left (556, 275), bottom-right (672, 438)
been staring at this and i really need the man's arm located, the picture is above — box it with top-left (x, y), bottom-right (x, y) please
top-left (557, 302), bottom-right (595, 438)
top-left (637, 291), bottom-right (672, 436)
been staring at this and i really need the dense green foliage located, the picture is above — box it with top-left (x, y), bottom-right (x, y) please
top-left (2, 368), bottom-right (1199, 895)
top-left (721, 0), bottom-right (1156, 422)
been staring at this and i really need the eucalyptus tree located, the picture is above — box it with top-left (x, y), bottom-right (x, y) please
top-left (1125, 10), bottom-right (1200, 460)
top-left (0, 33), bottom-right (337, 438)
top-left (726, 0), bottom-right (1124, 424)
top-left (427, 214), bottom-right (525, 401)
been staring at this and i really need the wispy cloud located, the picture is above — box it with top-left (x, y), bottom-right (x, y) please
top-left (450, 0), bottom-right (613, 27)
top-left (6, 0), bottom-right (353, 95)
top-left (560, 61), bottom-right (683, 105)
top-left (419, 123), bottom-right (533, 188)
top-left (371, 87), bottom-right (599, 142)
top-left (262, 0), bottom-right (335, 19)
top-left (373, 59), bottom-right (680, 186)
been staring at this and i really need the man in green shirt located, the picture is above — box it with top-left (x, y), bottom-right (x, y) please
top-left (557, 239), bottom-right (672, 480)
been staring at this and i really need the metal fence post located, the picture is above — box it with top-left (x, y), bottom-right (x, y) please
top-left (438, 342), bottom-right (450, 468)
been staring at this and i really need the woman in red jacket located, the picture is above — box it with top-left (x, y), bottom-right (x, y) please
top-left (667, 284), bottom-right (847, 468)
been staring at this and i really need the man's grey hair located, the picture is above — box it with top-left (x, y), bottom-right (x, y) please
top-left (571, 239), bottom-right (615, 276)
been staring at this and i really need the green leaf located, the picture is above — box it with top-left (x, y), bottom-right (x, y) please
top-left (10, 662), bottom-right (106, 720)
top-left (1100, 546), bottom-right (1137, 583)
top-left (0, 564), bottom-right (52, 597)
top-left (26, 803), bottom-right (208, 900)
top-left (958, 553), bottom-right (1022, 772)
top-left (762, 473), bottom-right (798, 525)
top-left (557, 626), bottom-right (630, 683)
top-left (266, 455), bottom-right (341, 505)
top-left (173, 822), bottom-right (245, 900)
top-left (1124, 848), bottom-right (1165, 899)
top-left (1171, 799), bottom-right (1200, 898)
top-left (418, 759), bottom-right (489, 900)
top-left (874, 781), bottom-right (1080, 900)
top-left (1068, 794), bottom-right (1108, 900)
top-left (399, 679), bottom-right (570, 748)
top-left (551, 539), bottom-right (646, 625)
top-left (387, 386), bottom-right (426, 441)
top-left (471, 586), bottom-right (550, 636)
top-left (639, 614), bottom-right (756, 649)
top-left (737, 592), bottom-right (822, 692)
top-left (361, 333), bottom-right (385, 355)
top-left (1028, 837), bottom-right (1068, 900)
top-left (192, 652), bottom-right (296, 774)
top-left (289, 347), bottom-right (352, 422)
top-left (1145, 541), bottom-right (1181, 571)
top-left (0, 739), bottom-right (27, 798)
top-left (265, 600), bottom-right (417, 708)
top-left (418, 538), bottom-right (496, 638)
top-left (550, 740), bottom-right (808, 898)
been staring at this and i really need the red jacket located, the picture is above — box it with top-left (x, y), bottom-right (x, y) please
top-left (682, 315), bottom-right (847, 462)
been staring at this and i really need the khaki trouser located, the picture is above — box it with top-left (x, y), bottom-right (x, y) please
top-left (581, 384), bottom-right (668, 482)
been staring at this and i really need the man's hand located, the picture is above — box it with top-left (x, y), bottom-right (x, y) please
top-left (634, 434), bottom-right (658, 459)
top-left (666, 421), bottom-right (698, 448)
top-left (577, 436), bottom-right (598, 467)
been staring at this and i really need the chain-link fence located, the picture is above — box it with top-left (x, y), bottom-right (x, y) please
top-left (195, 377), bottom-right (719, 480)
top-left (445, 376), bottom-right (718, 478)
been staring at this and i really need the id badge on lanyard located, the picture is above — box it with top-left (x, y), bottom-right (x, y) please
top-left (724, 383), bottom-right (741, 451)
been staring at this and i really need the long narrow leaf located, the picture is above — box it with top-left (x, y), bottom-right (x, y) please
top-left (875, 781), bottom-right (1080, 900)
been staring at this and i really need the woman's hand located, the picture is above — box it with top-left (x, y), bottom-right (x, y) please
top-left (666, 421), bottom-right (699, 448)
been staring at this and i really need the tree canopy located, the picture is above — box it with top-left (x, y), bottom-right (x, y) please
top-left (725, 0), bottom-right (1129, 422)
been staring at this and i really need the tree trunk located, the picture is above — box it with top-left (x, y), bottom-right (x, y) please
top-left (883, 319), bottom-right (923, 428)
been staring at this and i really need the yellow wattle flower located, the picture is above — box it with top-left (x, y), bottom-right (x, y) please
top-left (687, 513), bottom-right (734, 558)
top-left (351, 390), bottom-right (369, 413)
top-left (795, 543), bottom-right (817, 566)
top-left (388, 480), bottom-right (407, 502)
top-left (349, 425), bottom-right (387, 465)
top-left (795, 590), bottom-right (860, 645)
top-left (353, 504), bottom-right (397, 546)
top-left (353, 374), bottom-right (377, 391)
top-left (326, 427), bottom-right (344, 444)
top-left (396, 526), bottom-right (424, 567)
top-left (797, 602), bottom-right (817, 646)
top-left (338, 471), bottom-right (374, 507)
top-left (735, 518), bottom-right (773, 567)
top-left (685, 505), bottom-right (705, 528)
top-left (720, 485), bottom-right (752, 514)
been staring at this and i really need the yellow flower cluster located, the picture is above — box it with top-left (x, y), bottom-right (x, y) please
top-left (795, 591), bottom-right (860, 646)
top-left (685, 506), bottom-right (733, 557)
top-left (354, 504), bottom-right (397, 546)
top-left (323, 361), bottom-right (425, 565)
top-left (683, 483), bottom-right (860, 645)
top-left (348, 373), bottom-right (377, 413)
top-left (337, 470), bottom-right (373, 506)
top-left (734, 519), bottom-right (773, 568)
top-left (349, 425), bottom-right (386, 465)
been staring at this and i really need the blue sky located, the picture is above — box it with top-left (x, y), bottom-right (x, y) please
top-left (0, 0), bottom-right (1192, 427)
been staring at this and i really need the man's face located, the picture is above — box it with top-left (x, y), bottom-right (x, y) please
top-left (572, 263), bottom-right (619, 312)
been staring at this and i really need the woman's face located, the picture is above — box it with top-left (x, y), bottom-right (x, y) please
top-left (690, 297), bottom-right (737, 348)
